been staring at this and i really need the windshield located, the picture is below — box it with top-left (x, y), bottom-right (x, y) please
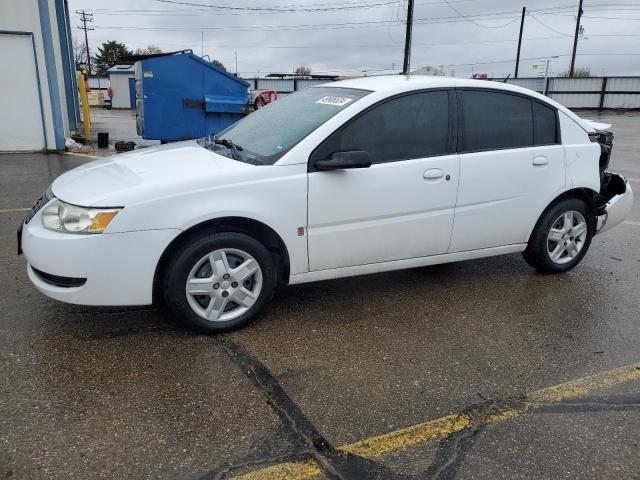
top-left (200, 87), bottom-right (370, 165)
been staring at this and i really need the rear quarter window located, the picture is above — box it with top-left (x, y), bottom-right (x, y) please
top-left (533, 101), bottom-right (559, 145)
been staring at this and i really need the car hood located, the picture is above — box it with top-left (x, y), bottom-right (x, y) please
top-left (52, 141), bottom-right (255, 206)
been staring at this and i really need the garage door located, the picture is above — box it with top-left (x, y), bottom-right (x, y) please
top-left (0, 33), bottom-right (45, 151)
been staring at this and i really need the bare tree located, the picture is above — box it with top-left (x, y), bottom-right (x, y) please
top-left (133, 45), bottom-right (163, 56)
top-left (73, 36), bottom-right (89, 73)
top-left (294, 65), bottom-right (312, 77)
top-left (559, 67), bottom-right (591, 77)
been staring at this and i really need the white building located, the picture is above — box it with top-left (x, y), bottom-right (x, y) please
top-left (412, 66), bottom-right (444, 76)
top-left (0, 0), bottom-right (79, 151)
top-left (107, 65), bottom-right (135, 109)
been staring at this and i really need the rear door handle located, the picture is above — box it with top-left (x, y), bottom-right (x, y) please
top-left (423, 168), bottom-right (444, 180)
top-left (533, 156), bottom-right (549, 166)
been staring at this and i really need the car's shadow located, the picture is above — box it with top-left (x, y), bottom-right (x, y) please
top-left (39, 251), bottom-right (599, 341)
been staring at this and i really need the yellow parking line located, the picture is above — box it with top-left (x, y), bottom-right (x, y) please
top-left (62, 152), bottom-right (100, 159)
top-left (623, 220), bottom-right (640, 226)
top-left (341, 413), bottom-right (471, 458)
top-left (528, 362), bottom-right (640, 404)
top-left (0, 208), bottom-right (30, 213)
top-left (234, 362), bottom-right (640, 479)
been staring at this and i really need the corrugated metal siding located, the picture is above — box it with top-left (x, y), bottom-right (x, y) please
top-left (606, 77), bottom-right (640, 92)
top-left (548, 93), bottom-right (600, 108)
top-left (243, 77), bottom-right (336, 93)
top-left (549, 77), bottom-right (603, 92)
top-left (604, 94), bottom-right (640, 109)
top-left (296, 79), bottom-right (329, 90)
top-left (506, 78), bottom-right (544, 92)
top-left (256, 78), bottom-right (295, 92)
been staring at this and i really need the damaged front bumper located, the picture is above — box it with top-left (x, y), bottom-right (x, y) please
top-left (595, 172), bottom-right (634, 234)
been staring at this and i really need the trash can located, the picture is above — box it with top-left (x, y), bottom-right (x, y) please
top-left (133, 51), bottom-right (250, 142)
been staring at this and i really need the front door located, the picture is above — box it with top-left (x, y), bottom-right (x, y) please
top-left (307, 90), bottom-right (460, 272)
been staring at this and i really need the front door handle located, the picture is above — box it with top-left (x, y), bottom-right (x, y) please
top-left (533, 156), bottom-right (549, 166)
top-left (423, 168), bottom-right (444, 180)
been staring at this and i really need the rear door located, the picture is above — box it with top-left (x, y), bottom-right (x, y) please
top-left (307, 89), bottom-right (460, 271)
top-left (449, 89), bottom-right (565, 252)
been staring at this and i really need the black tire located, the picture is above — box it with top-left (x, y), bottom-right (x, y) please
top-left (162, 231), bottom-right (277, 333)
top-left (523, 197), bottom-right (594, 274)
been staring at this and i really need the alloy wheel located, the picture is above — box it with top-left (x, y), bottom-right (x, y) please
top-left (546, 210), bottom-right (588, 265)
top-left (185, 248), bottom-right (263, 322)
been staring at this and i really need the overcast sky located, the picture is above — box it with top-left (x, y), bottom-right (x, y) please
top-left (67, 0), bottom-right (640, 78)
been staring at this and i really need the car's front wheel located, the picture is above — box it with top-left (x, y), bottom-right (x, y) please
top-left (523, 197), bottom-right (594, 273)
top-left (163, 231), bottom-right (277, 333)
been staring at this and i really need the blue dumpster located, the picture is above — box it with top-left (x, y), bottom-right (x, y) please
top-left (134, 51), bottom-right (250, 141)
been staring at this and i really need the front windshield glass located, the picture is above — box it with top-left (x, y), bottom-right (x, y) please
top-left (201, 87), bottom-right (370, 165)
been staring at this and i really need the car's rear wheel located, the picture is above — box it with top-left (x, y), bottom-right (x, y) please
top-left (523, 198), bottom-right (594, 273)
top-left (163, 231), bottom-right (276, 333)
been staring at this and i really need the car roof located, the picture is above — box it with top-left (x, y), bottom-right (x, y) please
top-left (320, 75), bottom-right (592, 132)
top-left (323, 75), bottom-right (456, 91)
top-left (323, 74), bottom-right (539, 97)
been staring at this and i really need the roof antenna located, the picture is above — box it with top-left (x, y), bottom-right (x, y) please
top-left (402, 0), bottom-right (415, 78)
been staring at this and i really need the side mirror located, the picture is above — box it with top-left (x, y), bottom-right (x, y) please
top-left (314, 150), bottom-right (372, 171)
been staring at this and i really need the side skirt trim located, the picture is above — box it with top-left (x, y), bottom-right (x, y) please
top-left (289, 244), bottom-right (527, 285)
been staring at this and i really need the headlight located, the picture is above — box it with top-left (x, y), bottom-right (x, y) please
top-left (41, 200), bottom-right (121, 234)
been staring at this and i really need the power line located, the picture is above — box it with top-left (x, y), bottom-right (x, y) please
top-left (443, 0), bottom-right (519, 28)
top-left (87, 5), bottom-right (615, 32)
top-left (89, 11), bottom-right (534, 33)
top-left (419, 51), bottom-right (640, 69)
top-left (151, 0), bottom-right (405, 12)
top-left (84, 0), bottom-right (495, 16)
top-left (84, 2), bottom-right (584, 17)
top-left (528, 15), bottom-right (573, 37)
top-left (88, 34), bottom-right (574, 50)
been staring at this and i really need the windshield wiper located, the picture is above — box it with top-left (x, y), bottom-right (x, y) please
top-left (203, 134), bottom-right (264, 165)
top-left (208, 135), bottom-right (241, 160)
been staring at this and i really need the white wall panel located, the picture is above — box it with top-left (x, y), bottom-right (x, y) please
top-left (109, 74), bottom-right (134, 109)
top-left (296, 79), bottom-right (330, 90)
top-left (549, 77), bottom-right (603, 92)
top-left (0, 34), bottom-right (45, 150)
top-left (506, 78), bottom-right (544, 92)
top-left (256, 78), bottom-right (295, 92)
top-left (604, 93), bottom-right (640, 109)
top-left (549, 93), bottom-right (600, 108)
top-left (606, 77), bottom-right (640, 92)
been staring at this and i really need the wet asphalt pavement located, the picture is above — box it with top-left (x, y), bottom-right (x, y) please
top-left (1, 110), bottom-right (639, 479)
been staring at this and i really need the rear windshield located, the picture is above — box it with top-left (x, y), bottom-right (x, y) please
top-left (205, 87), bottom-right (370, 165)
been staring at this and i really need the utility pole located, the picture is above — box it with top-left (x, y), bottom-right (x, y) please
top-left (76, 10), bottom-right (94, 74)
top-left (569, 0), bottom-right (584, 77)
top-left (514, 7), bottom-right (526, 78)
top-left (402, 0), bottom-right (414, 75)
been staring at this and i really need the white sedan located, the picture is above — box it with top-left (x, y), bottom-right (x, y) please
top-left (19, 76), bottom-right (633, 332)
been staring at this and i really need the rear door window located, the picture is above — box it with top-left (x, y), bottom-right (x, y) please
top-left (459, 90), bottom-right (534, 152)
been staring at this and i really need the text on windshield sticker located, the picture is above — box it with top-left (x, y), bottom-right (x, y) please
top-left (316, 96), bottom-right (354, 107)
